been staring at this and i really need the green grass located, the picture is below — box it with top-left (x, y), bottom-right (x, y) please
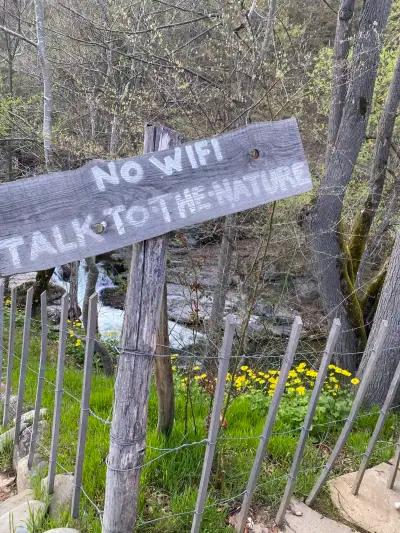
top-left (1, 312), bottom-right (399, 532)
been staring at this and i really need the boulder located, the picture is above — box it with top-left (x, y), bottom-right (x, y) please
top-left (17, 455), bottom-right (47, 493)
top-left (0, 499), bottom-right (46, 533)
top-left (17, 420), bottom-right (47, 461)
top-left (43, 530), bottom-right (80, 533)
top-left (41, 473), bottom-right (74, 517)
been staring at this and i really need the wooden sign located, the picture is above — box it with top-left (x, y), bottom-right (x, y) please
top-left (0, 119), bottom-right (312, 276)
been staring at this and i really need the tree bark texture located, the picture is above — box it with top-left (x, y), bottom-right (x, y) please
top-left (325, 0), bottom-right (356, 165)
top-left (33, 0), bottom-right (53, 169)
top-left (102, 124), bottom-right (181, 533)
top-left (351, 53), bottom-right (400, 276)
top-left (359, 232), bottom-right (400, 406)
top-left (310, 0), bottom-right (393, 369)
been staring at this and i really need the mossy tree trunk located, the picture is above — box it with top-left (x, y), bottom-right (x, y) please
top-left (310, 0), bottom-right (393, 370)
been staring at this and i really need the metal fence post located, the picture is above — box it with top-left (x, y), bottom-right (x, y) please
top-left (48, 293), bottom-right (69, 494)
top-left (353, 353), bottom-right (400, 494)
top-left (28, 291), bottom-right (48, 469)
top-left (14, 287), bottom-right (34, 451)
top-left (3, 287), bottom-right (17, 426)
top-left (306, 320), bottom-right (388, 506)
top-left (71, 293), bottom-right (98, 518)
top-left (237, 316), bottom-right (303, 533)
top-left (191, 315), bottom-right (236, 533)
top-left (275, 318), bottom-right (341, 526)
top-left (388, 434), bottom-right (400, 490)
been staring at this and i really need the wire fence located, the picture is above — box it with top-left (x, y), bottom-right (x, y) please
top-left (0, 286), bottom-right (400, 532)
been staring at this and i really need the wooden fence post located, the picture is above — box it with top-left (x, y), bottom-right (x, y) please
top-left (275, 318), bottom-right (341, 526)
top-left (306, 319), bottom-right (388, 506)
top-left (0, 279), bottom-right (4, 389)
top-left (48, 293), bottom-right (69, 494)
top-left (3, 287), bottom-right (17, 426)
top-left (353, 352), bottom-right (400, 494)
top-left (237, 316), bottom-right (303, 533)
top-left (102, 125), bottom-right (182, 533)
top-left (14, 287), bottom-right (34, 453)
top-left (28, 291), bottom-right (48, 469)
top-left (71, 293), bottom-right (97, 518)
top-left (388, 434), bottom-right (400, 489)
top-left (191, 315), bottom-right (236, 533)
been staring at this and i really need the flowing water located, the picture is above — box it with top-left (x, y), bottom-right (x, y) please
top-left (52, 263), bottom-right (202, 350)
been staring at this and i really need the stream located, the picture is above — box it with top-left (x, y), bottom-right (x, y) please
top-left (52, 263), bottom-right (203, 350)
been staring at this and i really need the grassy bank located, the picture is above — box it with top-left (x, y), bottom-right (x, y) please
top-left (0, 313), bottom-right (399, 532)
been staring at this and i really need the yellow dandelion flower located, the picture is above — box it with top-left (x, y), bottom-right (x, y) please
top-left (351, 377), bottom-right (360, 385)
top-left (193, 365), bottom-right (200, 371)
top-left (296, 386), bottom-right (306, 395)
top-left (240, 365), bottom-right (249, 371)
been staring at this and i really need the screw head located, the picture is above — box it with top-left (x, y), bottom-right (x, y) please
top-left (249, 148), bottom-right (260, 160)
top-left (91, 222), bottom-right (107, 234)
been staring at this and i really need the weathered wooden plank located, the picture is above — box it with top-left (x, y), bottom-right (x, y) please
top-left (0, 120), bottom-right (311, 276)
top-left (0, 279), bottom-right (4, 387)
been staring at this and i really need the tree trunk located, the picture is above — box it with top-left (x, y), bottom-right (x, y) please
top-left (33, 0), bottom-right (54, 300)
top-left (32, 268), bottom-right (54, 314)
top-left (350, 53), bottom-right (400, 276)
top-left (68, 262), bottom-right (81, 320)
top-left (155, 282), bottom-right (175, 435)
top-left (325, 0), bottom-right (356, 164)
top-left (103, 125), bottom-right (180, 533)
top-left (359, 232), bottom-right (400, 406)
top-left (205, 214), bottom-right (236, 369)
top-left (310, 0), bottom-right (393, 369)
top-left (33, 0), bottom-right (53, 169)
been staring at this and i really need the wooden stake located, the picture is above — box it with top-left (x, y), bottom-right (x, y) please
top-left (14, 287), bottom-right (34, 452)
top-left (0, 279), bottom-right (4, 388)
top-left (102, 125), bottom-right (181, 533)
top-left (3, 287), bottom-right (17, 426)
top-left (237, 316), bottom-right (303, 533)
top-left (306, 319), bottom-right (388, 506)
top-left (191, 315), bottom-right (236, 533)
top-left (275, 319), bottom-right (341, 526)
top-left (28, 291), bottom-right (48, 469)
top-left (48, 293), bottom-right (69, 494)
top-left (71, 293), bottom-right (97, 518)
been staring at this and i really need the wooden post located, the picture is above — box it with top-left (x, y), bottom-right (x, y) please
top-left (191, 315), bottom-right (236, 533)
top-left (14, 287), bottom-right (34, 452)
top-left (48, 293), bottom-right (69, 494)
top-left (275, 319), bottom-right (341, 526)
top-left (353, 353), bottom-right (400, 495)
top-left (306, 320), bottom-right (388, 506)
top-left (3, 287), bottom-right (17, 426)
top-left (28, 291), bottom-right (48, 469)
top-left (0, 279), bottom-right (4, 388)
top-left (237, 316), bottom-right (303, 533)
top-left (102, 125), bottom-right (182, 533)
top-left (71, 293), bottom-right (97, 518)
top-left (155, 282), bottom-right (175, 435)
top-left (388, 434), bottom-right (400, 489)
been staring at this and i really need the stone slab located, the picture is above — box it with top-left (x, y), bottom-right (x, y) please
top-left (282, 500), bottom-right (358, 533)
top-left (329, 461), bottom-right (400, 533)
top-left (0, 490), bottom-right (33, 516)
top-left (0, 499), bottom-right (46, 533)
